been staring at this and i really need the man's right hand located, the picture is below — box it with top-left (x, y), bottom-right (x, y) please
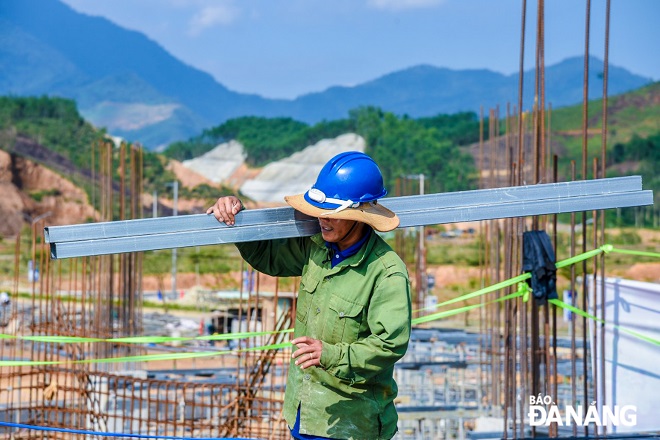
top-left (206, 196), bottom-right (244, 226)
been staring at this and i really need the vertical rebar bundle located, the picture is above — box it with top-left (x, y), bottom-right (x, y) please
top-left (1, 139), bottom-right (296, 439)
top-left (0, 1), bottom-right (621, 438)
top-left (475, 1), bottom-right (613, 438)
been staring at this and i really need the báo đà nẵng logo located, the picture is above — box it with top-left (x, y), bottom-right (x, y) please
top-left (528, 395), bottom-right (637, 427)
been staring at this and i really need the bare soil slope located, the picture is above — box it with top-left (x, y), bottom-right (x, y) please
top-left (0, 149), bottom-right (98, 237)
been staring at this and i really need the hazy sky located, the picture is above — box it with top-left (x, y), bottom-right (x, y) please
top-left (59, 0), bottom-right (659, 99)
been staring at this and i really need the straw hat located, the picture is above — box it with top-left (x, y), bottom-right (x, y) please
top-left (285, 194), bottom-right (399, 232)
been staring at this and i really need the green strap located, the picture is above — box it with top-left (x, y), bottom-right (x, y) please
top-left (0, 244), bottom-right (656, 366)
top-left (555, 247), bottom-right (607, 268)
top-left (0, 342), bottom-right (292, 367)
top-left (413, 288), bottom-right (527, 325)
top-left (418, 243), bottom-right (657, 315)
top-left (1, 329), bottom-right (293, 346)
top-left (549, 299), bottom-right (660, 346)
top-left (610, 247), bottom-right (660, 259)
top-left (417, 274), bottom-right (530, 313)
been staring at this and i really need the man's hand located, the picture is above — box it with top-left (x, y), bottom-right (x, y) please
top-left (206, 196), bottom-right (244, 225)
top-left (291, 336), bottom-right (323, 369)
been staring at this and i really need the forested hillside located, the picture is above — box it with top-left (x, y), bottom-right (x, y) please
top-left (0, 96), bottom-right (230, 208)
top-left (0, 96), bottom-right (99, 167)
top-left (548, 82), bottom-right (660, 226)
top-left (165, 108), bottom-right (481, 194)
top-left (165, 82), bottom-right (659, 225)
top-left (0, 96), bottom-right (166, 190)
top-left (1, 83), bottom-right (658, 227)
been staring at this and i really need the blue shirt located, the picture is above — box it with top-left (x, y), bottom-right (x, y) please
top-left (326, 228), bottom-right (372, 268)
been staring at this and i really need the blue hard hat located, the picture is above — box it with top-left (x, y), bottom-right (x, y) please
top-left (304, 151), bottom-right (387, 210)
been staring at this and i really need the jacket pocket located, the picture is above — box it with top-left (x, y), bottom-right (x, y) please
top-left (326, 295), bottom-right (364, 343)
top-left (296, 275), bottom-right (319, 325)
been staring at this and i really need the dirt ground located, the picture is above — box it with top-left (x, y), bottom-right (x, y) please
top-left (140, 265), bottom-right (484, 297)
top-left (615, 262), bottom-right (660, 282)
top-left (140, 257), bottom-right (659, 300)
top-left (141, 271), bottom-right (283, 293)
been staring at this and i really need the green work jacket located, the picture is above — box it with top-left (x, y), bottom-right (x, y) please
top-left (237, 231), bottom-right (411, 440)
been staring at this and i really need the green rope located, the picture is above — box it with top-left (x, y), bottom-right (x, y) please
top-left (549, 299), bottom-right (660, 346)
top-left (0, 342), bottom-right (292, 367)
top-left (0, 244), bottom-right (656, 366)
top-left (609, 246), bottom-right (660, 259)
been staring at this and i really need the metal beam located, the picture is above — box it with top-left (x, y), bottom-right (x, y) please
top-left (45, 176), bottom-right (643, 243)
top-left (45, 177), bottom-right (653, 259)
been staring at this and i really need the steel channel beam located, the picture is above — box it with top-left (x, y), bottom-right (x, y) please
top-left (396, 190), bottom-right (652, 228)
top-left (385, 175), bottom-right (643, 213)
top-left (45, 176), bottom-right (642, 244)
top-left (50, 219), bottom-right (322, 259)
top-left (48, 191), bottom-right (653, 259)
top-left (44, 204), bottom-right (299, 243)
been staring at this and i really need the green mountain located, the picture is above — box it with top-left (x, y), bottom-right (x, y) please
top-left (1, 77), bottom-right (657, 227)
top-left (1, 0), bottom-right (653, 150)
top-left (551, 82), bottom-right (660, 225)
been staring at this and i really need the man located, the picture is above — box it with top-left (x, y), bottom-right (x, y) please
top-left (208, 151), bottom-right (411, 439)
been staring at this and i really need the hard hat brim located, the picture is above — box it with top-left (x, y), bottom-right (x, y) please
top-left (284, 193), bottom-right (400, 232)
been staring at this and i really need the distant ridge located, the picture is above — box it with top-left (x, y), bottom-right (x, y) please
top-left (1, 0), bottom-right (653, 149)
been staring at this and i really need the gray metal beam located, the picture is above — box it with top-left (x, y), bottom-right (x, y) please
top-left (397, 190), bottom-right (652, 228)
top-left (45, 176), bottom-right (643, 243)
top-left (386, 175), bottom-right (644, 212)
top-left (45, 177), bottom-right (653, 259)
top-left (44, 204), bottom-right (298, 243)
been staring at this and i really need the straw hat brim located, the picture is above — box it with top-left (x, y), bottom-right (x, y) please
top-left (284, 194), bottom-right (399, 232)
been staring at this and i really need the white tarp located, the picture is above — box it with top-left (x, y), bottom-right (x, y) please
top-left (588, 277), bottom-right (660, 433)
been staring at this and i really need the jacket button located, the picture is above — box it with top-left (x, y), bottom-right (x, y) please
top-left (316, 307), bottom-right (321, 314)
top-left (304, 374), bottom-right (311, 380)
top-left (339, 312), bottom-right (345, 318)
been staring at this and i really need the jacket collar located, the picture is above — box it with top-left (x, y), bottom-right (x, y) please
top-left (311, 228), bottom-right (377, 271)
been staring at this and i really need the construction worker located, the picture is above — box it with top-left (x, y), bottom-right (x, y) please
top-left (208, 151), bottom-right (412, 439)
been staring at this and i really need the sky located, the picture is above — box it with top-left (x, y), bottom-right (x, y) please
top-left (59, 0), bottom-right (659, 100)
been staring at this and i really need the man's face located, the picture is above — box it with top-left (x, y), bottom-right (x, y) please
top-left (318, 217), bottom-right (363, 249)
